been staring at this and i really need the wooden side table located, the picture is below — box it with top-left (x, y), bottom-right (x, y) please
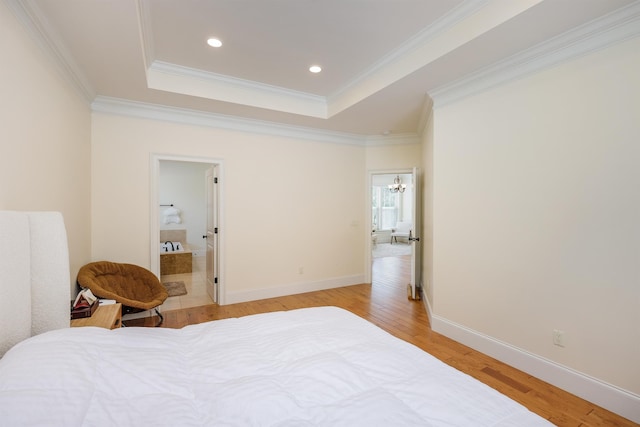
top-left (71, 303), bottom-right (122, 329)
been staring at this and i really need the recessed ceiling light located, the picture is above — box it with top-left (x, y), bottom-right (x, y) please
top-left (207, 38), bottom-right (222, 48)
top-left (309, 65), bottom-right (322, 73)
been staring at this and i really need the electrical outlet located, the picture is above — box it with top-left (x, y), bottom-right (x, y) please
top-left (553, 329), bottom-right (566, 347)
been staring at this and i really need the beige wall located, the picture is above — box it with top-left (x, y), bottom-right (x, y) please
top-left (432, 37), bottom-right (640, 394)
top-left (92, 113), bottom-right (368, 301)
top-left (421, 110), bottom-right (434, 307)
top-left (8, 0), bottom-right (636, 409)
top-left (0, 3), bottom-right (92, 295)
top-left (366, 142), bottom-right (422, 171)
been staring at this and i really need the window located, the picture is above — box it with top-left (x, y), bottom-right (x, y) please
top-left (372, 186), bottom-right (400, 231)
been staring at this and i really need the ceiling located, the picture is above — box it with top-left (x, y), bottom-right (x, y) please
top-left (17, 0), bottom-right (638, 138)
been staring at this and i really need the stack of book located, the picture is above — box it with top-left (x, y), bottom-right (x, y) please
top-left (70, 289), bottom-right (99, 319)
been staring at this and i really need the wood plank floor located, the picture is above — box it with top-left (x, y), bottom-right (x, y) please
top-left (128, 256), bottom-right (637, 426)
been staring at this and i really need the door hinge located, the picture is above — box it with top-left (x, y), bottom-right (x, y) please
top-left (214, 177), bottom-right (218, 184)
top-left (214, 227), bottom-right (218, 234)
top-left (214, 277), bottom-right (218, 284)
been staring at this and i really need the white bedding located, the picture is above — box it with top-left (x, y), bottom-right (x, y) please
top-left (0, 307), bottom-right (553, 426)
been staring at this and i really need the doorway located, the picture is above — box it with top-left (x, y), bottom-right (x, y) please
top-left (369, 171), bottom-right (416, 294)
top-left (150, 154), bottom-right (224, 310)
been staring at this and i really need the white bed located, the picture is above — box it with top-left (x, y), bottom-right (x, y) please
top-left (0, 211), bottom-right (553, 426)
top-left (0, 307), bottom-right (553, 426)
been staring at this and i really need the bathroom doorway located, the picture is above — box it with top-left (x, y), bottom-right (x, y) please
top-left (150, 154), bottom-right (224, 310)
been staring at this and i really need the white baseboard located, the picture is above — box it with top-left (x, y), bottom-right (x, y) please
top-left (224, 274), bottom-right (366, 305)
top-left (428, 312), bottom-right (640, 423)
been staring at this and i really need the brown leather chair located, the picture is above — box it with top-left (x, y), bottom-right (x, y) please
top-left (77, 261), bottom-right (168, 325)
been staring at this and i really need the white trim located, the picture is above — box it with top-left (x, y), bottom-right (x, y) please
top-left (430, 1), bottom-right (640, 107)
top-left (330, 0), bottom-right (488, 105)
top-left (365, 133), bottom-right (422, 147)
top-left (134, 0), bottom-right (154, 71)
top-left (138, 1), bottom-right (485, 120)
top-left (151, 61), bottom-right (326, 105)
top-left (367, 168), bottom-right (415, 285)
top-left (149, 154), bottom-right (226, 305)
top-left (4, 0), bottom-right (95, 102)
top-left (416, 96), bottom-right (434, 138)
top-left (430, 314), bottom-right (640, 423)
top-left (136, 1), bottom-right (328, 119)
top-left (92, 96), bottom-right (421, 147)
top-left (225, 274), bottom-right (365, 305)
top-left (147, 61), bottom-right (328, 118)
top-left (421, 289), bottom-right (433, 326)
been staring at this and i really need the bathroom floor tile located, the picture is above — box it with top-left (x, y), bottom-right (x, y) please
top-left (160, 256), bottom-right (213, 311)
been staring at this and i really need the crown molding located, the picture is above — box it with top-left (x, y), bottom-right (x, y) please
top-left (4, 0), bottom-right (95, 103)
top-left (91, 96), bottom-right (420, 147)
top-left (149, 60), bottom-right (326, 103)
top-left (330, 0), bottom-right (488, 104)
top-left (365, 133), bottom-right (422, 147)
top-left (135, 0), bottom-right (154, 70)
top-left (139, 1), bottom-right (487, 121)
top-left (430, 1), bottom-right (640, 108)
top-left (416, 95), bottom-right (434, 138)
top-left (327, 0), bottom-right (542, 117)
top-left (137, 0), bottom-right (332, 119)
top-left (149, 61), bottom-right (326, 105)
top-left (147, 60), bottom-right (329, 118)
top-left (134, 0), bottom-right (327, 119)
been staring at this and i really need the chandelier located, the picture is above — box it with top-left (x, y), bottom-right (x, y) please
top-left (388, 175), bottom-right (406, 193)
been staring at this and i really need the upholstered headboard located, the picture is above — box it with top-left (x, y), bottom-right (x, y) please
top-left (0, 211), bottom-right (71, 357)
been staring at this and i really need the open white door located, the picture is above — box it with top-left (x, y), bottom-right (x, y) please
top-left (408, 167), bottom-right (422, 300)
top-left (205, 165), bottom-right (219, 303)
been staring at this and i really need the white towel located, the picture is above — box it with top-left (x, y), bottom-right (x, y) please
top-left (163, 207), bottom-right (181, 224)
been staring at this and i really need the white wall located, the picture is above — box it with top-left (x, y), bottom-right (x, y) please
top-left (91, 113), bottom-right (367, 302)
top-left (432, 36), bottom-right (640, 402)
top-left (0, 3), bottom-right (92, 295)
top-left (159, 160), bottom-right (209, 253)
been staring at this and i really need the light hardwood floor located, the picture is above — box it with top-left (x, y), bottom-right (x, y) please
top-left (130, 255), bottom-right (636, 426)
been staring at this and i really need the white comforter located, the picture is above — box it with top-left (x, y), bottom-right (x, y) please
top-left (0, 307), bottom-right (553, 426)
